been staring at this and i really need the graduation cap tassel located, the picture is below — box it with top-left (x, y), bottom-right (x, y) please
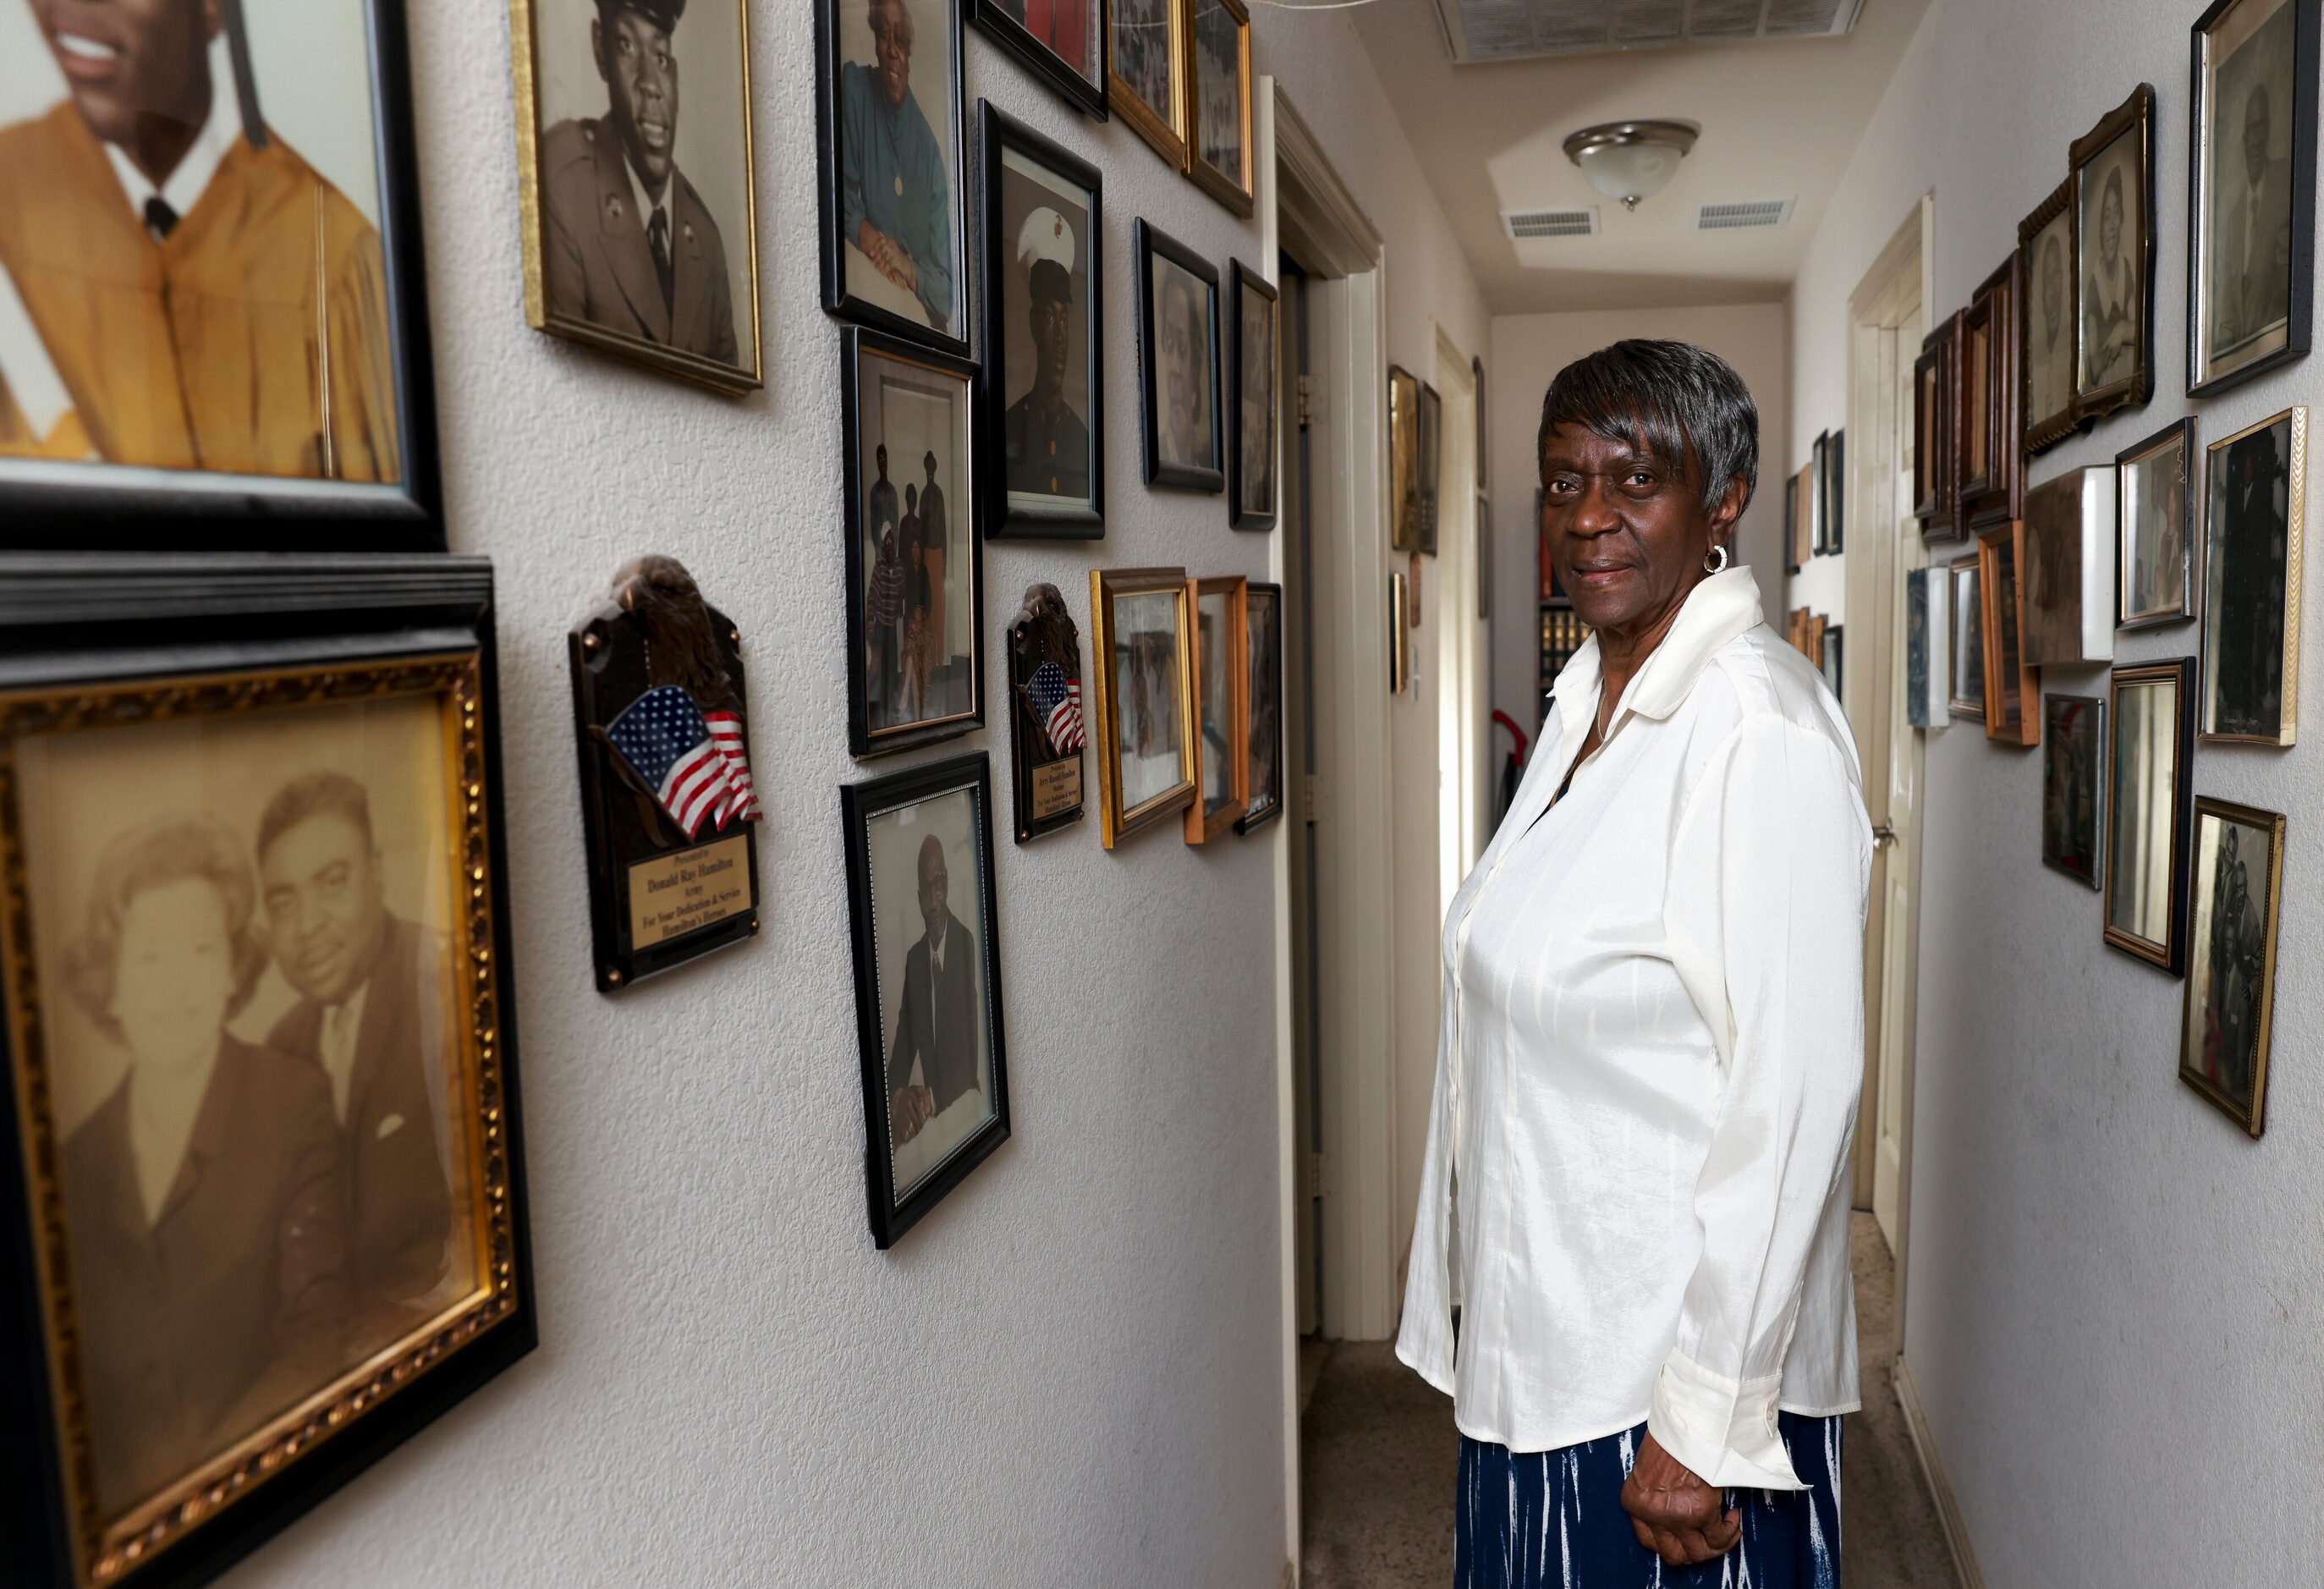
top-left (219, 0), bottom-right (268, 150)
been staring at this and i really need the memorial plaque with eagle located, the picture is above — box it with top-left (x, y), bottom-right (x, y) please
top-left (570, 556), bottom-right (763, 989)
top-left (1008, 581), bottom-right (1086, 841)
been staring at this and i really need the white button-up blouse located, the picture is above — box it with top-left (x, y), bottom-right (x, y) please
top-left (1396, 568), bottom-right (1871, 1490)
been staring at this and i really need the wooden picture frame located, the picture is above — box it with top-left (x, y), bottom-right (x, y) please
top-left (1184, 0), bottom-right (1255, 216)
top-left (1004, 582), bottom-right (1088, 844)
top-left (841, 751), bottom-right (1010, 1249)
top-left (1135, 220), bottom-right (1224, 492)
top-left (1109, 0), bottom-right (1187, 169)
top-left (815, 0), bottom-right (972, 358)
top-left (0, 0), bottom-right (446, 553)
top-left (2020, 178), bottom-right (2083, 455)
top-left (2117, 416), bottom-right (2200, 628)
top-left (842, 327), bottom-right (986, 759)
top-left (509, 0), bottom-right (763, 395)
top-left (2104, 656), bottom-right (2197, 975)
top-left (975, 102), bottom-right (1107, 539)
top-left (2070, 84), bottom-right (2158, 426)
top-left (2200, 406), bottom-right (2306, 745)
top-left (1948, 558), bottom-right (1986, 718)
top-left (1236, 582), bottom-right (1285, 834)
top-left (2042, 692), bottom-right (2107, 888)
top-left (1978, 520), bottom-right (2041, 745)
top-left (966, 0), bottom-right (1113, 120)
top-left (0, 558), bottom-right (534, 1589)
top-left (1226, 261), bottom-right (1279, 530)
top-left (1389, 572), bottom-right (1411, 695)
top-left (1962, 256), bottom-right (2025, 528)
top-left (1184, 575), bottom-right (1249, 844)
top-left (1389, 366), bottom-right (1423, 553)
top-left (1087, 567), bottom-right (1197, 846)
top-left (1915, 312), bottom-right (1965, 539)
top-left (2188, 0), bottom-right (2317, 397)
top-left (2178, 795), bottom-right (2285, 1135)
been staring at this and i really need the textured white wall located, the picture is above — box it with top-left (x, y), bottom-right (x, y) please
top-left (212, 4), bottom-right (1475, 1586)
top-left (1793, 3), bottom-right (2324, 1582)
top-left (1485, 304), bottom-right (1788, 739)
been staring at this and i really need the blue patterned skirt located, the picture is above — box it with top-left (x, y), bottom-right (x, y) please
top-left (1454, 1415), bottom-right (1842, 1588)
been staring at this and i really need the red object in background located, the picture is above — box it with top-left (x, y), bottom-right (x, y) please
top-left (1491, 710), bottom-right (1529, 831)
top-left (1023, 0), bottom-right (1088, 70)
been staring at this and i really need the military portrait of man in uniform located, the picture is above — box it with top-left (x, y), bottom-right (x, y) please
top-left (830, 0), bottom-right (964, 341)
top-left (530, 0), bottom-right (749, 379)
top-left (0, 0), bottom-right (401, 482)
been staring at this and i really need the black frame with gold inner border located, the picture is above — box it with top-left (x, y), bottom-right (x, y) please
top-left (0, 556), bottom-right (534, 1589)
top-left (2178, 794), bottom-right (2285, 1136)
top-left (2103, 655), bottom-right (2197, 976)
top-left (2116, 415), bottom-right (2200, 630)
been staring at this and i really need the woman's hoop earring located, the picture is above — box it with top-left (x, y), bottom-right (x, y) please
top-left (1703, 544), bottom-right (1730, 575)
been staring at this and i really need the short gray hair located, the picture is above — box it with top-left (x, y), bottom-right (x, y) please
top-left (1536, 338), bottom-right (1759, 519)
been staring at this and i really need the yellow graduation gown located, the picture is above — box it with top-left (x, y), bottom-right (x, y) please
top-left (0, 101), bottom-right (400, 482)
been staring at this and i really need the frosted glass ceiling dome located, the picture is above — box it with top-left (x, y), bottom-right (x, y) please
top-left (1561, 120), bottom-right (1700, 211)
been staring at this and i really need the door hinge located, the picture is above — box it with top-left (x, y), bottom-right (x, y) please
top-left (1305, 1151), bottom-right (1328, 1199)
top-left (1303, 774), bottom-right (1322, 824)
top-left (1296, 374), bottom-right (1321, 429)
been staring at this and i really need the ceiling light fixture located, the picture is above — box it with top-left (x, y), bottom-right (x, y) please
top-left (1561, 121), bottom-right (1700, 212)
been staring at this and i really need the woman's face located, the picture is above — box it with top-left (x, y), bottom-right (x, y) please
top-left (2100, 186), bottom-right (2123, 261)
top-left (112, 876), bottom-right (233, 1071)
top-left (1540, 422), bottom-right (1736, 637)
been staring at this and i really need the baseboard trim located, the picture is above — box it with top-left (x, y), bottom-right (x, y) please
top-left (1892, 1355), bottom-right (1987, 1589)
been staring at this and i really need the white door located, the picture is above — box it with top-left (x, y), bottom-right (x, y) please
top-left (1871, 309), bottom-right (1924, 1242)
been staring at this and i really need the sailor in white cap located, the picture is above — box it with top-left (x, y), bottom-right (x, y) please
top-left (1004, 205), bottom-right (1090, 502)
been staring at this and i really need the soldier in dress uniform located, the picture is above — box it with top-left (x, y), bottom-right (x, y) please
top-left (1004, 206), bottom-right (1089, 503)
top-left (0, 0), bottom-right (398, 476)
top-left (540, 0), bottom-right (739, 367)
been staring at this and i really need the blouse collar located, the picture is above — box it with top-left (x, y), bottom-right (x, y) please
top-left (1548, 565), bottom-right (1764, 725)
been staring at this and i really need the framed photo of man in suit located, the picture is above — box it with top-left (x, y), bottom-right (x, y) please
top-left (511, 0), bottom-right (763, 393)
top-left (0, 0), bottom-right (443, 549)
top-left (816, 0), bottom-right (970, 358)
top-left (2189, 0), bottom-right (2317, 396)
top-left (843, 752), bottom-right (1009, 1249)
top-left (0, 567), bottom-right (533, 1588)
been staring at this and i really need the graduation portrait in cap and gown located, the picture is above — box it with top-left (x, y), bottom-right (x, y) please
top-left (0, 0), bottom-right (402, 482)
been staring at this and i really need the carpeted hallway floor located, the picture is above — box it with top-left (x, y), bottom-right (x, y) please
top-left (1299, 1213), bottom-right (1957, 1587)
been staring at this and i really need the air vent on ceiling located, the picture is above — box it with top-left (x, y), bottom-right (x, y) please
top-left (1695, 198), bottom-right (1795, 230)
top-left (1437, 0), bottom-right (1862, 63)
top-left (1503, 206), bottom-right (1601, 239)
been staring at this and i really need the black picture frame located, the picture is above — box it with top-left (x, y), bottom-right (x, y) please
top-left (2188, 0), bottom-right (2318, 397)
top-left (2042, 691), bottom-right (2108, 888)
top-left (841, 751), bottom-right (1010, 1250)
top-left (1236, 581), bottom-right (1285, 834)
top-left (966, 0), bottom-right (1113, 119)
top-left (1821, 624), bottom-right (1844, 702)
top-left (1134, 219), bottom-right (1225, 493)
top-left (1227, 261), bottom-right (1280, 531)
top-left (814, 0), bottom-right (973, 359)
top-left (0, 555), bottom-right (535, 1589)
top-left (842, 327), bottom-right (986, 760)
top-left (2103, 656), bottom-right (2198, 976)
top-left (1785, 473), bottom-right (1801, 573)
top-left (1417, 382), bottom-right (1442, 556)
top-left (2116, 415), bottom-right (2199, 629)
top-left (975, 102), bottom-right (1106, 539)
top-left (1823, 428), bottom-right (1846, 553)
top-left (1811, 431), bottom-right (1832, 554)
top-left (0, 0), bottom-right (443, 555)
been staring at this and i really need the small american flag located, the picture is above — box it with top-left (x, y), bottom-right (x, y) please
top-left (606, 685), bottom-right (764, 840)
top-left (1027, 662), bottom-right (1084, 755)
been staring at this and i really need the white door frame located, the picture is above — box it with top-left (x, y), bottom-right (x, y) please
top-left (1264, 80), bottom-right (1389, 1579)
top-left (1843, 194), bottom-right (1934, 1343)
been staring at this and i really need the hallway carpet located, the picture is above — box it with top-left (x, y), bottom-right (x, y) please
top-left (1299, 1214), bottom-right (1956, 1588)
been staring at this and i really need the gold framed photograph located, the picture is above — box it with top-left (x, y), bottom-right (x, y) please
top-left (0, 648), bottom-right (526, 1586)
top-left (1087, 566), bottom-right (1195, 847)
top-left (1978, 520), bottom-right (2041, 746)
top-left (2179, 795), bottom-right (2284, 1135)
top-left (509, 0), bottom-right (764, 392)
top-left (1184, 575), bottom-right (1248, 844)
top-left (1109, 0), bottom-right (1186, 169)
top-left (2200, 405), bottom-right (2305, 745)
top-left (1184, 0), bottom-right (1254, 216)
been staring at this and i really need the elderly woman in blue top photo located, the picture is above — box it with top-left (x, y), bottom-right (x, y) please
top-left (839, 0), bottom-right (956, 333)
top-left (1399, 339), bottom-right (1871, 1586)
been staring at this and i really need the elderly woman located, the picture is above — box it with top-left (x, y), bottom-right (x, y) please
top-left (59, 815), bottom-right (348, 1516)
top-left (1399, 341), bottom-right (1868, 1586)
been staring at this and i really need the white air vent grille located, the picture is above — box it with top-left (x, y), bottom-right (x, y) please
top-left (1437, 0), bottom-right (1861, 63)
top-left (1695, 198), bottom-right (1795, 230)
top-left (1503, 206), bottom-right (1601, 239)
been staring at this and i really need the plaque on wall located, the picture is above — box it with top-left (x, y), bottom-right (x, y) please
top-left (1006, 583), bottom-right (1087, 842)
top-left (570, 557), bottom-right (763, 990)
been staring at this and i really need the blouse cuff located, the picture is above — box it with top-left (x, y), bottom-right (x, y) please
top-left (1646, 1351), bottom-right (1805, 1493)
